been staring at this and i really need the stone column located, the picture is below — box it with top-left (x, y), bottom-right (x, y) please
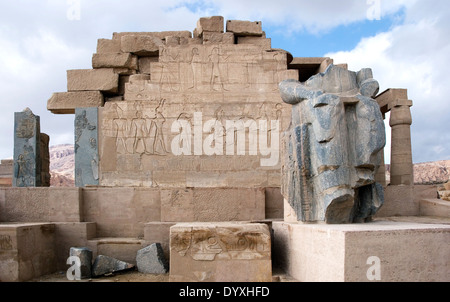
top-left (40, 133), bottom-right (51, 187)
top-left (375, 150), bottom-right (386, 186)
top-left (389, 98), bottom-right (413, 186)
top-left (13, 108), bottom-right (41, 187)
top-left (75, 108), bottom-right (99, 187)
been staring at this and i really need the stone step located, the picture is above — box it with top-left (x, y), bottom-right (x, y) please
top-left (420, 198), bottom-right (450, 218)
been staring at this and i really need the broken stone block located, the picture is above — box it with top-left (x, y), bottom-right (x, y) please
top-left (203, 32), bottom-right (234, 45)
top-left (196, 16), bottom-right (224, 36)
top-left (92, 53), bottom-right (138, 70)
top-left (47, 91), bottom-right (104, 114)
top-left (70, 247), bottom-right (93, 279)
top-left (120, 35), bottom-right (163, 56)
top-left (169, 222), bottom-right (272, 282)
top-left (226, 20), bottom-right (263, 36)
top-left (136, 243), bottom-right (169, 274)
top-left (92, 255), bottom-right (135, 277)
top-left (67, 69), bottom-right (119, 93)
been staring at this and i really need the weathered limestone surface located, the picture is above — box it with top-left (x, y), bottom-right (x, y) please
top-left (169, 222), bottom-right (272, 282)
top-left (136, 243), bottom-right (169, 274)
top-left (75, 108), bottom-right (99, 187)
top-left (47, 91), bottom-right (104, 114)
top-left (273, 220), bottom-right (450, 282)
top-left (279, 65), bottom-right (386, 223)
top-left (97, 43), bottom-right (293, 187)
top-left (67, 69), bottom-right (119, 93)
top-left (13, 108), bottom-right (41, 187)
top-left (0, 223), bottom-right (56, 282)
top-left (0, 187), bottom-right (82, 222)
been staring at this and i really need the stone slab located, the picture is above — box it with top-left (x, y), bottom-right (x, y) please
top-left (420, 198), bottom-right (450, 218)
top-left (0, 223), bottom-right (57, 282)
top-left (196, 16), bottom-right (224, 36)
top-left (47, 91), bottom-right (104, 114)
top-left (169, 222), bottom-right (272, 282)
top-left (272, 220), bottom-right (450, 282)
top-left (92, 53), bottom-right (138, 70)
top-left (88, 237), bottom-right (146, 265)
top-left (120, 35), bottom-right (163, 56)
top-left (67, 69), bottom-right (119, 93)
top-left (226, 20), bottom-right (263, 36)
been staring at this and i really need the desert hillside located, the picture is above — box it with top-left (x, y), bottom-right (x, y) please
top-left (49, 144), bottom-right (74, 187)
top-left (47, 144), bottom-right (449, 187)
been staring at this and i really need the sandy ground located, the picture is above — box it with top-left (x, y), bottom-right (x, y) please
top-left (30, 268), bottom-right (298, 282)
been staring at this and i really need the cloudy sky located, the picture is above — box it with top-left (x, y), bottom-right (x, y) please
top-left (0, 0), bottom-right (449, 164)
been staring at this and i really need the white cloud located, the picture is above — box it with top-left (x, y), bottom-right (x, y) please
top-left (325, 0), bottom-right (450, 163)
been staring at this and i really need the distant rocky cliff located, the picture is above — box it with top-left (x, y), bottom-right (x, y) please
top-left (49, 144), bottom-right (74, 187)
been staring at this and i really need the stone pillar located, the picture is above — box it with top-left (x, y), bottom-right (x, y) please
top-left (375, 148), bottom-right (386, 186)
top-left (75, 108), bottom-right (99, 187)
top-left (13, 108), bottom-right (41, 187)
top-left (389, 98), bottom-right (413, 186)
top-left (40, 133), bottom-right (51, 187)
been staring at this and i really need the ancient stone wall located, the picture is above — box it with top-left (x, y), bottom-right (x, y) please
top-left (48, 17), bottom-right (299, 188)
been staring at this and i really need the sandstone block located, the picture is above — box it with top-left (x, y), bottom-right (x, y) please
top-left (136, 243), bottom-right (169, 274)
top-left (47, 91), bottom-right (104, 114)
top-left (226, 20), bottom-right (263, 36)
top-left (97, 39), bottom-right (122, 54)
top-left (120, 35), bottom-right (163, 56)
top-left (237, 36), bottom-right (271, 48)
top-left (169, 222), bottom-right (271, 282)
top-left (67, 69), bottom-right (119, 93)
top-left (203, 32), bottom-right (234, 45)
top-left (92, 53), bottom-right (138, 70)
top-left (138, 57), bottom-right (158, 74)
top-left (196, 16), bottom-right (224, 36)
top-left (273, 220), bottom-right (450, 282)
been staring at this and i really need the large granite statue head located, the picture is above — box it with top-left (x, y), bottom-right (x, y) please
top-left (279, 64), bottom-right (386, 224)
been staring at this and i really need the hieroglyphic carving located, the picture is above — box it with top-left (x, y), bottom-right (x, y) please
top-left (111, 100), bottom-right (169, 156)
top-left (13, 108), bottom-right (41, 187)
top-left (172, 225), bottom-right (270, 261)
top-left (0, 235), bottom-right (13, 250)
